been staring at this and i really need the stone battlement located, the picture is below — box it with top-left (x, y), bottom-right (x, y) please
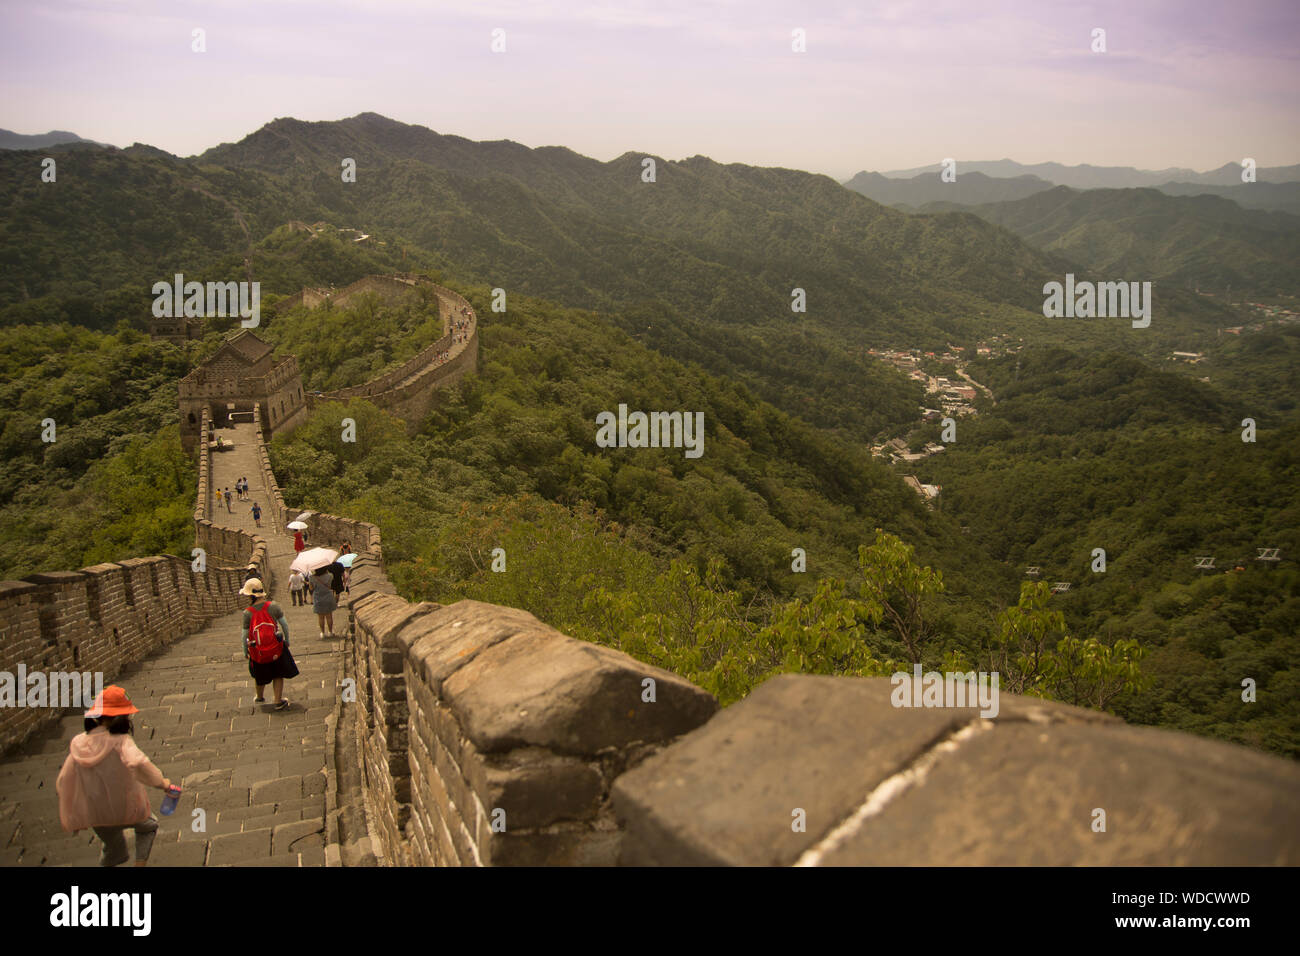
top-left (272, 275), bottom-right (479, 428)
top-left (0, 409), bottom-right (267, 754)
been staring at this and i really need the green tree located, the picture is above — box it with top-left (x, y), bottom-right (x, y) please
top-left (857, 529), bottom-right (944, 663)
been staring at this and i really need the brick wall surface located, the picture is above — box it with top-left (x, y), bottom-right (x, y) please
top-left (342, 569), bottom-right (717, 867)
top-left (0, 408), bottom-right (269, 753)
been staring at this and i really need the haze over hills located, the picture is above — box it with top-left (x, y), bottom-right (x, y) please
top-left (847, 162), bottom-right (1300, 216)
top-left (871, 158), bottom-right (1300, 188)
top-left (912, 186), bottom-right (1300, 294)
top-left (0, 112), bottom-right (1090, 447)
top-left (844, 170), bottom-right (1057, 208)
top-left (0, 128), bottom-right (112, 150)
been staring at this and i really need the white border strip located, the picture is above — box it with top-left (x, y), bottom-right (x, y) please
top-left (793, 720), bottom-right (990, 867)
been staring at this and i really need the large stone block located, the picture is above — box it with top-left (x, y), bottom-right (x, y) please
top-left (352, 593), bottom-right (430, 648)
top-left (463, 744), bottom-right (604, 830)
top-left (814, 719), bottom-right (1300, 866)
top-left (485, 823), bottom-right (621, 867)
top-left (434, 602), bottom-right (717, 755)
top-left (611, 674), bottom-right (976, 866)
top-left (400, 600), bottom-right (539, 694)
top-left (614, 674), bottom-right (1300, 866)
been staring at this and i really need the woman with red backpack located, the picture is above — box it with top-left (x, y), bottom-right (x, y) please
top-left (239, 578), bottom-right (299, 710)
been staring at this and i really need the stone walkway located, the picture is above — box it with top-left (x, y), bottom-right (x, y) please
top-left (0, 422), bottom-right (344, 866)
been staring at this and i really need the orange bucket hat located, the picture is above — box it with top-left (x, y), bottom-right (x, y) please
top-left (84, 685), bottom-right (140, 718)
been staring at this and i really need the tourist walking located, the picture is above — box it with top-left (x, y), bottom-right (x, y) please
top-left (223, 487), bottom-right (232, 512)
top-left (239, 578), bottom-right (297, 710)
top-left (251, 501), bottom-right (262, 527)
top-left (311, 566), bottom-right (337, 639)
top-left (55, 686), bottom-right (173, 867)
top-left (239, 477), bottom-right (249, 501)
top-left (288, 569), bottom-right (307, 606)
top-left (293, 529), bottom-right (306, 554)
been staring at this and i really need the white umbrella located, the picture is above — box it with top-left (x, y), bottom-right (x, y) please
top-left (287, 520), bottom-right (308, 531)
top-left (295, 512), bottom-right (314, 521)
top-left (291, 547), bottom-right (338, 575)
top-left (337, 553), bottom-right (357, 568)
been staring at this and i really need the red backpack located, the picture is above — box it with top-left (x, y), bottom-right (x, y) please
top-left (247, 602), bottom-right (283, 664)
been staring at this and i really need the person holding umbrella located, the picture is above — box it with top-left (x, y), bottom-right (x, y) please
top-left (311, 564), bottom-right (337, 638)
top-left (291, 546), bottom-right (339, 638)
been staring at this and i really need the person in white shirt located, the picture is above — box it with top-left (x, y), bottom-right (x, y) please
top-left (288, 569), bottom-right (307, 606)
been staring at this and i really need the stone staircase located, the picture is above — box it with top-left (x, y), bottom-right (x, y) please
top-left (0, 423), bottom-right (343, 866)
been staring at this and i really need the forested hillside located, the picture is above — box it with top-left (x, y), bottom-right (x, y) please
top-left (0, 114), bottom-right (1294, 757)
top-left (0, 323), bottom-right (198, 578)
top-left (917, 186), bottom-right (1300, 294)
top-left (912, 348), bottom-right (1300, 755)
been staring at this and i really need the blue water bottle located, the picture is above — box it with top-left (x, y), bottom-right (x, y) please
top-left (160, 784), bottom-right (182, 816)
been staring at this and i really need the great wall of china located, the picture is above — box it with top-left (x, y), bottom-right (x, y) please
top-left (2, 276), bottom-right (1298, 865)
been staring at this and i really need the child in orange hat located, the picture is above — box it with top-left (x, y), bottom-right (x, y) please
top-left (55, 685), bottom-right (173, 867)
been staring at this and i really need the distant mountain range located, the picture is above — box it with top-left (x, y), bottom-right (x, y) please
top-left (0, 112), bottom-right (1079, 446)
top-left (846, 159), bottom-right (1300, 216)
top-left (870, 159), bottom-right (1300, 189)
top-left (843, 170), bottom-right (1057, 208)
top-left (0, 129), bottom-right (112, 150)
top-left (918, 186), bottom-right (1300, 294)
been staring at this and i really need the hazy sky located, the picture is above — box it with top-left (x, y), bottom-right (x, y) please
top-left (1, 0), bottom-right (1297, 178)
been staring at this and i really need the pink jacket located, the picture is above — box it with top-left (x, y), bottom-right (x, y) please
top-left (55, 728), bottom-right (165, 832)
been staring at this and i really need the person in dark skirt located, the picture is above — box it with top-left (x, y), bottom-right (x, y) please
top-left (238, 578), bottom-right (298, 710)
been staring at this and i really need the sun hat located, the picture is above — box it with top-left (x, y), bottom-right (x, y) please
top-left (239, 577), bottom-right (267, 597)
top-left (85, 685), bottom-right (139, 718)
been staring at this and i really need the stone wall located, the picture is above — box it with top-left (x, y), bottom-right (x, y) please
top-left (0, 557), bottom-right (257, 754)
top-left (381, 334), bottom-right (478, 426)
top-left (330, 275), bottom-right (422, 309)
top-left (0, 411), bottom-right (266, 753)
top-left (312, 280), bottom-right (480, 421)
top-left (251, 403), bottom-right (381, 568)
top-left (195, 407), bottom-right (271, 583)
top-left (341, 567), bottom-right (717, 866)
top-left (612, 673), bottom-right (1300, 865)
top-left (269, 277), bottom-right (478, 431)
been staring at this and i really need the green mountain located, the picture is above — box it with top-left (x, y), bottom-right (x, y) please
top-left (918, 186), bottom-right (1300, 295)
top-left (844, 169), bottom-right (1056, 208)
top-left (878, 158), bottom-right (1300, 189)
top-left (0, 129), bottom-right (112, 150)
top-left (913, 346), bottom-right (1300, 755)
top-left (0, 114), bottom-right (1242, 445)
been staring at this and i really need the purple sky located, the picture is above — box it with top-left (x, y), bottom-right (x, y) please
top-left (1, 0), bottom-right (1297, 178)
